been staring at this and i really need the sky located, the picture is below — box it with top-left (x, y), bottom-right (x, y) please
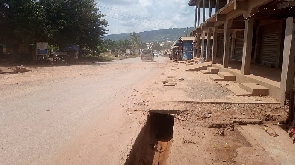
top-left (97, 0), bottom-right (196, 35)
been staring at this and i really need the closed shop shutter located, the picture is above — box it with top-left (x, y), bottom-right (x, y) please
top-left (258, 22), bottom-right (280, 67)
top-left (232, 31), bottom-right (244, 61)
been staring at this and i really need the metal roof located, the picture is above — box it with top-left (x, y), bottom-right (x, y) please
top-left (180, 36), bottom-right (195, 41)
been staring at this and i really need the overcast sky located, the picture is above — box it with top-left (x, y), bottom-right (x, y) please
top-left (97, 0), bottom-right (195, 35)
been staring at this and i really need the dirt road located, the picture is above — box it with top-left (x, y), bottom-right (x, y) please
top-left (1, 56), bottom-right (293, 165)
top-left (0, 57), bottom-right (166, 165)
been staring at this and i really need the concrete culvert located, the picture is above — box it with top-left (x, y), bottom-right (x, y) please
top-left (125, 112), bottom-right (174, 165)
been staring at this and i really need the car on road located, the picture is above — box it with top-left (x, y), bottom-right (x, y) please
top-left (153, 51), bottom-right (159, 57)
top-left (141, 49), bottom-right (154, 61)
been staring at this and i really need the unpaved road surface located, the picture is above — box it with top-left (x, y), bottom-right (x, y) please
top-left (0, 57), bottom-right (166, 165)
top-left (0, 57), bottom-right (293, 165)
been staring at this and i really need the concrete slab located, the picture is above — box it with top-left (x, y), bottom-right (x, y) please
top-left (218, 72), bottom-right (236, 81)
top-left (200, 70), bottom-right (211, 74)
top-left (227, 84), bottom-right (251, 96)
top-left (209, 74), bottom-right (224, 81)
top-left (232, 118), bottom-right (263, 125)
top-left (207, 67), bottom-right (219, 74)
top-left (163, 82), bottom-right (177, 86)
top-left (185, 62), bottom-right (212, 71)
top-left (240, 83), bottom-right (269, 96)
top-left (237, 125), bottom-right (295, 165)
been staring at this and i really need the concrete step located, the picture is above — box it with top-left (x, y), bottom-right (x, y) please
top-left (207, 67), bottom-right (219, 74)
top-left (185, 64), bottom-right (212, 72)
top-left (227, 84), bottom-right (251, 96)
top-left (178, 61), bottom-right (186, 64)
top-left (232, 118), bottom-right (263, 125)
top-left (186, 62), bottom-right (194, 66)
top-left (209, 74), bottom-right (224, 81)
top-left (218, 72), bottom-right (236, 81)
top-left (200, 69), bottom-right (211, 74)
top-left (239, 83), bottom-right (269, 96)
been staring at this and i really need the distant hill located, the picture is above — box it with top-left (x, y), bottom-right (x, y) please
top-left (103, 27), bottom-right (194, 43)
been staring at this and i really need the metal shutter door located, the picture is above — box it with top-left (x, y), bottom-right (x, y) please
top-left (259, 23), bottom-right (279, 67)
top-left (232, 31), bottom-right (244, 61)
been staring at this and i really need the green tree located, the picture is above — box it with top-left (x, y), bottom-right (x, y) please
top-left (0, 0), bottom-right (44, 46)
top-left (0, 0), bottom-right (108, 57)
top-left (129, 32), bottom-right (142, 54)
top-left (151, 42), bottom-right (162, 51)
top-left (40, 0), bottom-right (108, 49)
top-left (98, 39), bottom-right (116, 53)
top-left (116, 39), bottom-right (131, 53)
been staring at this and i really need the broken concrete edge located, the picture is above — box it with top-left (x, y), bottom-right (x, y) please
top-left (232, 119), bottom-right (263, 125)
top-left (171, 101), bottom-right (280, 105)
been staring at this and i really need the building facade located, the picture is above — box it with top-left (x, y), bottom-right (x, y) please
top-left (189, 0), bottom-right (295, 103)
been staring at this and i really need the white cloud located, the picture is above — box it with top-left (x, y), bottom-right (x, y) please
top-left (97, 0), bottom-right (195, 35)
top-left (138, 0), bottom-right (152, 7)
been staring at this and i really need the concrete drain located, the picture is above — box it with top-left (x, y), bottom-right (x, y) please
top-left (125, 111), bottom-right (175, 165)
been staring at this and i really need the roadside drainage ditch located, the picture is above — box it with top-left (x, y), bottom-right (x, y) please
top-left (125, 111), bottom-right (175, 165)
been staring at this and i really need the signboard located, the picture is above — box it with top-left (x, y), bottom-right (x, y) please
top-left (36, 42), bottom-right (48, 55)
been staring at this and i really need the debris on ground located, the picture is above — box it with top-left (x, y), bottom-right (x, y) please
top-left (14, 65), bottom-right (31, 73)
top-left (288, 126), bottom-right (295, 143)
top-left (263, 125), bottom-right (279, 137)
top-left (179, 78), bottom-right (184, 81)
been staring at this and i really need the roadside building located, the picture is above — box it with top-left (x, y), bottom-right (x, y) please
top-left (188, 0), bottom-right (295, 103)
top-left (180, 36), bottom-right (195, 60)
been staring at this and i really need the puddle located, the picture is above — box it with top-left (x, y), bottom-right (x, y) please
top-left (125, 111), bottom-right (175, 165)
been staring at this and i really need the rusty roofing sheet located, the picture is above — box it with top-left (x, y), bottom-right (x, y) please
top-left (180, 36), bottom-right (195, 41)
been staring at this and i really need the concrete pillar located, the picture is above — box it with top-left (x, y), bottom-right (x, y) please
top-left (280, 17), bottom-right (295, 103)
top-left (216, 0), bottom-right (219, 13)
top-left (193, 46), bottom-right (197, 58)
top-left (195, 6), bottom-right (198, 28)
top-left (193, 35), bottom-right (197, 58)
top-left (241, 19), bottom-right (254, 75)
top-left (206, 28), bottom-right (212, 62)
top-left (195, 33), bottom-right (201, 58)
top-left (230, 30), bottom-right (237, 59)
top-left (203, 0), bottom-right (205, 22)
top-left (209, 0), bottom-right (212, 17)
top-left (212, 26), bottom-right (218, 64)
top-left (201, 32), bottom-right (205, 60)
top-left (198, 3), bottom-right (201, 26)
top-left (223, 19), bottom-right (233, 68)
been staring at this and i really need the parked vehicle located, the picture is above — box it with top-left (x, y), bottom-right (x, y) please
top-left (141, 49), bottom-right (154, 61)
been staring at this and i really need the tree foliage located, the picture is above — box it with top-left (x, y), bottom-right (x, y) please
top-left (129, 32), bottom-right (142, 54)
top-left (100, 32), bottom-right (145, 56)
top-left (0, 0), bottom-right (44, 46)
top-left (0, 0), bottom-right (107, 51)
top-left (151, 42), bottom-right (162, 51)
